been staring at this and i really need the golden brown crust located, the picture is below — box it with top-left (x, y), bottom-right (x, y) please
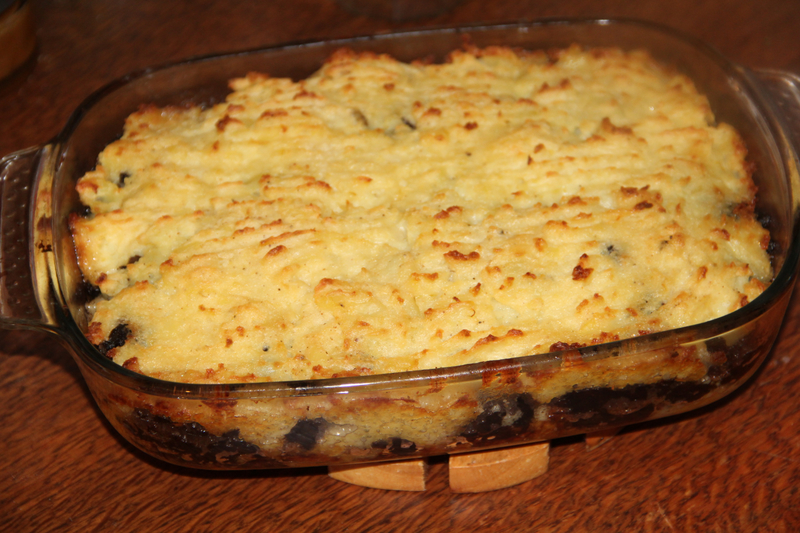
top-left (72, 45), bottom-right (771, 384)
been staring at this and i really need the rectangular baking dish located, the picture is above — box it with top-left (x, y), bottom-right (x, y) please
top-left (2, 19), bottom-right (799, 469)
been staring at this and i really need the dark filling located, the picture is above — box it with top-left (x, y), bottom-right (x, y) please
top-left (705, 336), bottom-right (761, 385)
top-left (119, 255), bottom-right (141, 270)
top-left (285, 418), bottom-right (327, 451)
top-left (113, 333), bottom-right (760, 468)
top-left (547, 383), bottom-right (655, 428)
top-left (122, 408), bottom-right (264, 467)
top-left (95, 323), bottom-right (131, 357)
top-left (371, 437), bottom-right (417, 455)
top-left (401, 117), bottom-right (417, 130)
top-left (74, 279), bottom-right (101, 305)
top-left (460, 394), bottom-right (537, 442)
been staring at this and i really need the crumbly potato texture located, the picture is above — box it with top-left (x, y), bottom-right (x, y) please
top-left (72, 45), bottom-right (771, 383)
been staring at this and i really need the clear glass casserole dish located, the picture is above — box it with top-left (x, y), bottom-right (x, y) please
top-left (1, 19), bottom-right (799, 470)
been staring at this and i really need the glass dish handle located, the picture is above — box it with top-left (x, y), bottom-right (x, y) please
top-left (754, 69), bottom-right (800, 161)
top-left (0, 145), bottom-right (55, 330)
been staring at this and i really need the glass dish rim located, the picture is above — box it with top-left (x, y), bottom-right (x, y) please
top-left (48, 17), bottom-right (800, 400)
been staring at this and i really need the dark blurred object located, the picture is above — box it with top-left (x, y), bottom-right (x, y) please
top-left (0, 0), bottom-right (35, 81)
top-left (336, 0), bottom-right (462, 21)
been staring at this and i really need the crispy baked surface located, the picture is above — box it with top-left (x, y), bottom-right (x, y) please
top-left (71, 45), bottom-right (771, 383)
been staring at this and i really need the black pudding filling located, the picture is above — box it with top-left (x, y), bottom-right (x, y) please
top-left (461, 394), bottom-right (538, 442)
top-left (285, 418), bottom-right (328, 450)
top-left (95, 323), bottom-right (131, 357)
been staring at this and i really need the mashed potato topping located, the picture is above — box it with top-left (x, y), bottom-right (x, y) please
top-left (71, 45), bottom-right (771, 383)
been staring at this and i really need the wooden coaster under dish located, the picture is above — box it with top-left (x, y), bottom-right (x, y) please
top-left (328, 429), bottom-right (620, 492)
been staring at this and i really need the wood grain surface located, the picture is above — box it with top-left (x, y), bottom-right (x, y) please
top-left (1, 1), bottom-right (799, 531)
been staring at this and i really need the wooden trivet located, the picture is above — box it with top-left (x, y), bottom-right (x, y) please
top-left (328, 429), bottom-right (621, 492)
top-left (327, 441), bottom-right (550, 492)
top-left (328, 458), bottom-right (429, 491)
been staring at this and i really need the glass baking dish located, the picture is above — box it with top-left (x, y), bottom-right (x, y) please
top-left (2, 19), bottom-right (799, 470)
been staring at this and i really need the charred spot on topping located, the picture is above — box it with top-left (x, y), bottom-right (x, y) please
top-left (539, 78), bottom-right (571, 92)
top-left (698, 266), bottom-right (708, 280)
top-left (424, 107), bottom-right (442, 117)
top-left (546, 219), bottom-right (568, 229)
top-left (460, 394), bottom-right (537, 443)
top-left (260, 109), bottom-right (288, 119)
top-left (634, 201), bottom-right (653, 210)
top-left (122, 357), bottom-right (140, 372)
top-left (470, 283), bottom-right (481, 295)
top-left (285, 418), bottom-right (327, 451)
top-left (401, 117), bottom-right (416, 130)
top-left (293, 89), bottom-right (318, 100)
top-left (527, 155), bottom-right (533, 165)
top-left (434, 205), bottom-right (463, 219)
top-left (383, 83), bottom-right (395, 91)
top-left (411, 272), bottom-right (439, 281)
top-left (74, 279), bottom-right (101, 305)
top-left (122, 408), bottom-right (264, 467)
top-left (474, 334), bottom-right (500, 347)
top-left (534, 143), bottom-right (545, 153)
top-left (302, 177), bottom-right (332, 191)
top-left (464, 121), bottom-right (478, 130)
top-left (266, 244), bottom-right (287, 257)
top-left (572, 264), bottom-right (593, 281)
top-left (731, 199), bottom-right (755, 218)
top-left (549, 341), bottom-right (587, 352)
top-left (591, 332), bottom-right (620, 345)
top-left (712, 228), bottom-right (731, 240)
top-left (444, 250), bottom-right (480, 261)
top-left (95, 323), bottom-right (131, 357)
top-left (371, 437), bottom-right (417, 456)
top-left (117, 172), bottom-right (131, 186)
top-left (567, 196), bottom-right (585, 206)
top-left (216, 114), bottom-right (242, 132)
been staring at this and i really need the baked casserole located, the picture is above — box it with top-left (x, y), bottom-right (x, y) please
top-left (71, 44), bottom-right (771, 387)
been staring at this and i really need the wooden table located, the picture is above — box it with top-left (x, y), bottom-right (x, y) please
top-left (2, 1), bottom-right (799, 531)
